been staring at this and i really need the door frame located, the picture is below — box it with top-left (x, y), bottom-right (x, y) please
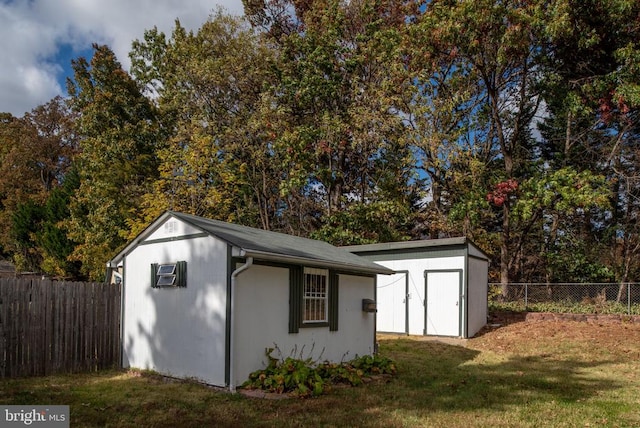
top-left (424, 269), bottom-right (463, 337)
top-left (375, 269), bottom-right (409, 334)
top-left (397, 270), bottom-right (409, 335)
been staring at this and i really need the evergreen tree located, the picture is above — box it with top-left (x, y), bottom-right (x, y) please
top-left (66, 44), bottom-right (161, 280)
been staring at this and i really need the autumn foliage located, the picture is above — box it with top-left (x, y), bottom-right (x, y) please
top-left (487, 179), bottom-right (518, 207)
top-left (0, 0), bottom-right (638, 284)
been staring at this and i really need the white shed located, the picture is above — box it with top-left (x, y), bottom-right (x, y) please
top-left (344, 238), bottom-right (489, 338)
top-left (107, 211), bottom-right (392, 390)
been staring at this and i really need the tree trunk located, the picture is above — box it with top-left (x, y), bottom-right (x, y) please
top-left (616, 234), bottom-right (631, 303)
top-left (500, 202), bottom-right (510, 298)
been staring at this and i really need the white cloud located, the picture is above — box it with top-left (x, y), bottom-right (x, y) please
top-left (0, 0), bottom-right (244, 117)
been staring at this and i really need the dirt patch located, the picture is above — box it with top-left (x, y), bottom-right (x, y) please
top-left (238, 388), bottom-right (293, 400)
top-left (488, 310), bottom-right (640, 325)
top-left (470, 312), bottom-right (640, 360)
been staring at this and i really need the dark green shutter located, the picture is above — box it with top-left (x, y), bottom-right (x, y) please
top-left (151, 263), bottom-right (158, 288)
top-left (176, 261), bottom-right (187, 287)
top-left (329, 271), bottom-right (339, 331)
top-left (289, 265), bottom-right (302, 333)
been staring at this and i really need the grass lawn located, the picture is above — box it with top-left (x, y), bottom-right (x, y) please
top-left (2, 319), bottom-right (640, 427)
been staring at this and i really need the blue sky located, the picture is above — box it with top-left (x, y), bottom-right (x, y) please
top-left (0, 0), bottom-right (244, 117)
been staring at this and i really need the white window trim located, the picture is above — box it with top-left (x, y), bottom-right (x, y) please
top-left (302, 267), bottom-right (328, 324)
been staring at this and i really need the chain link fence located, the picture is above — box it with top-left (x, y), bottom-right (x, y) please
top-left (489, 283), bottom-right (640, 315)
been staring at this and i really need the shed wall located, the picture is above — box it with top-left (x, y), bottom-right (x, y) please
top-left (371, 256), bottom-right (465, 335)
top-left (467, 256), bottom-right (488, 337)
top-left (233, 265), bottom-right (375, 387)
top-left (122, 232), bottom-right (228, 386)
top-left (146, 217), bottom-right (204, 240)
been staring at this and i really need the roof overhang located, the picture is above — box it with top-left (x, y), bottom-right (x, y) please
top-left (343, 237), bottom-right (491, 261)
top-left (342, 237), bottom-right (468, 253)
top-left (237, 248), bottom-right (394, 276)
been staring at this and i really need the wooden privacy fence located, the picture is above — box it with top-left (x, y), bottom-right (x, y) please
top-left (0, 278), bottom-right (121, 378)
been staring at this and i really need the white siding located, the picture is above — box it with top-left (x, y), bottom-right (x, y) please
top-left (233, 265), bottom-right (375, 387)
top-left (146, 216), bottom-right (203, 241)
top-left (369, 250), bottom-right (489, 338)
top-left (467, 256), bottom-right (488, 337)
top-left (122, 225), bottom-right (228, 386)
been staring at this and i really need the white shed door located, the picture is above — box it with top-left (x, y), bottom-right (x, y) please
top-left (376, 271), bottom-right (407, 334)
top-left (425, 270), bottom-right (462, 336)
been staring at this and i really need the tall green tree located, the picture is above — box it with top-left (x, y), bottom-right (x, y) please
top-left (39, 168), bottom-right (82, 278)
top-left (244, 0), bottom-right (418, 243)
top-left (405, 2), bottom-right (490, 241)
top-left (66, 44), bottom-right (161, 280)
top-left (407, 0), bottom-right (616, 291)
top-left (537, 0), bottom-right (640, 287)
top-left (130, 12), bottom-right (283, 233)
top-left (410, 0), bottom-right (542, 289)
top-left (10, 200), bottom-right (44, 273)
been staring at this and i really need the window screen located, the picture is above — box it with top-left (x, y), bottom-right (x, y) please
top-left (157, 264), bottom-right (175, 275)
top-left (151, 261), bottom-right (186, 288)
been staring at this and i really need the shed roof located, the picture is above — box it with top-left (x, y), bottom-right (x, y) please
top-left (109, 211), bottom-right (393, 276)
top-left (343, 237), bottom-right (490, 260)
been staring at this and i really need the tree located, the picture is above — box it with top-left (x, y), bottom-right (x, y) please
top-left (66, 44), bottom-right (161, 280)
top-left (39, 168), bottom-right (82, 278)
top-left (410, 0), bottom-right (542, 291)
top-left (10, 200), bottom-right (44, 273)
top-left (244, 0), bottom-right (418, 241)
top-left (408, 0), bottom-right (621, 291)
top-left (0, 97), bottom-right (77, 273)
top-left (537, 0), bottom-right (640, 290)
top-left (130, 12), bottom-right (284, 233)
top-left (405, 2), bottom-right (491, 241)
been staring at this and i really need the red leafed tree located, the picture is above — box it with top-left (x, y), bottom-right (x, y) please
top-left (487, 179), bottom-right (518, 207)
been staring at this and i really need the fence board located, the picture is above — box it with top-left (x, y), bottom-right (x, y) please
top-left (0, 278), bottom-right (121, 378)
top-left (3, 279), bottom-right (13, 376)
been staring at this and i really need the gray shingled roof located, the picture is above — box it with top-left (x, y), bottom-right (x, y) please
top-left (342, 237), bottom-right (469, 253)
top-left (343, 236), bottom-right (490, 260)
top-left (110, 211), bottom-right (392, 275)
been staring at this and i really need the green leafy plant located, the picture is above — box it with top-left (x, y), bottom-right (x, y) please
top-left (242, 348), bottom-right (397, 397)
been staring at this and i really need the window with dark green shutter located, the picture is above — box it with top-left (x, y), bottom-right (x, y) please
top-left (151, 261), bottom-right (187, 288)
top-left (289, 266), bottom-right (338, 332)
